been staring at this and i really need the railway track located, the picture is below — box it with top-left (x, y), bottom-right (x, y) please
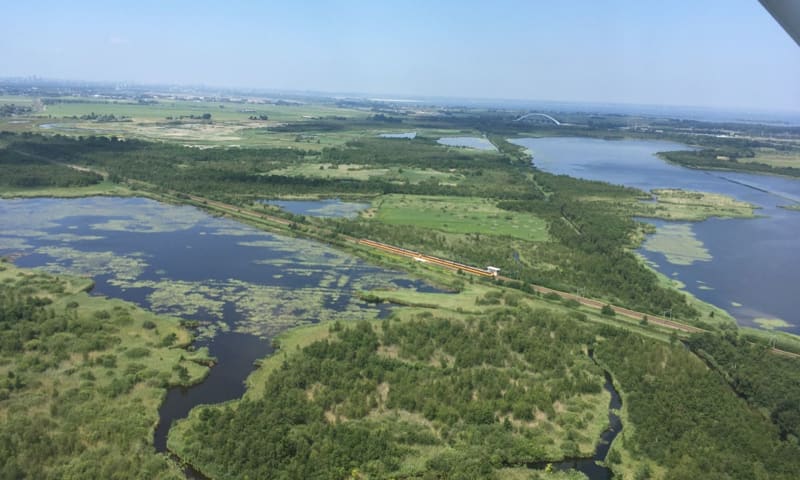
top-left (38, 174), bottom-right (792, 359)
top-left (170, 195), bottom-right (719, 337)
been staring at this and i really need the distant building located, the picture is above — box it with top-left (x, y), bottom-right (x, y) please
top-left (486, 266), bottom-right (500, 277)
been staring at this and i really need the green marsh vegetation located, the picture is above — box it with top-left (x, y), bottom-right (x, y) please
top-left (0, 262), bottom-right (211, 479)
top-left (373, 194), bottom-right (550, 241)
top-left (632, 188), bottom-right (756, 221)
top-left (640, 223), bottom-right (712, 266)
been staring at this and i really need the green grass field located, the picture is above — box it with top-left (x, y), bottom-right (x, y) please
top-left (36, 97), bottom-right (364, 123)
top-left (635, 189), bottom-right (756, 221)
top-left (270, 162), bottom-right (463, 184)
top-left (0, 95), bottom-right (373, 147)
top-left (747, 148), bottom-right (800, 169)
top-left (374, 194), bottom-right (550, 241)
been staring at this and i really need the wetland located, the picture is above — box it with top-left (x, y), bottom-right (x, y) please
top-left (512, 136), bottom-right (800, 333)
top-left (0, 196), bottom-right (442, 455)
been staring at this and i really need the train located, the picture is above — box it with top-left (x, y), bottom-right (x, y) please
top-left (358, 239), bottom-right (498, 278)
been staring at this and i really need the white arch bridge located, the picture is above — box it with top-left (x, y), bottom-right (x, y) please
top-left (513, 112), bottom-right (562, 126)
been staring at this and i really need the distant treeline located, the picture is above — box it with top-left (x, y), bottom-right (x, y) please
top-left (661, 149), bottom-right (800, 178)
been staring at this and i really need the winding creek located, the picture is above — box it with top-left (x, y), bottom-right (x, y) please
top-left (512, 137), bottom-right (800, 334)
top-left (532, 351), bottom-right (622, 479)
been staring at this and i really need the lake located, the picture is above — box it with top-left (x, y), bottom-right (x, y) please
top-left (0, 196), bottom-right (441, 451)
top-left (264, 198), bottom-right (370, 218)
top-left (378, 132), bottom-right (416, 139)
top-left (437, 136), bottom-right (497, 151)
top-left (511, 137), bottom-right (800, 334)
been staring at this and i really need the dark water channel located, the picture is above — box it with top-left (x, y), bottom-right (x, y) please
top-left (529, 352), bottom-right (622, 479)
top-left (512, 137), bottom-right (800, 333)
top-left (0, 197), bottom-right (443, 465)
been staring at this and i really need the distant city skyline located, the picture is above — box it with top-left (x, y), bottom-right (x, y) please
top-left (2, 0), bottom-right (798, 112)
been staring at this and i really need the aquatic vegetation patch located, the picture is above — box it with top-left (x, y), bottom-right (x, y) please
top-left (209, 225), bottom-right (263, 236)
top-left (104, 269), bottom-right (401, 339)
top-left (0, 196), bottom-right (208, 234)
top-left (88, 207), bottom-right (207, 233)
top-left (0, 196), bottom-right (434, 343)
top-left (0, 236), bottom-right (32, 251)
top-left (753, 318), bottom-right (793, 330)
top-left (305, 200), bottom-right (369, 218)
top-left (37, 246), bottom-right (150, 281)
top-left (642, 223), bottom-right (711, 266)
top-left (45, 233), bottom-right (106, 242)
top-left (634, 189), bottom-right (756, 221)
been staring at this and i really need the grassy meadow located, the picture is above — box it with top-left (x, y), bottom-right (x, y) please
top-left (373, 194), bottom-right (550, 241)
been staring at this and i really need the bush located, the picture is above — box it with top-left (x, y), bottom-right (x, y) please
top-left (123, 347), bottom-right (150, 359)
top-left (601, 304), bottom-right (615, 316)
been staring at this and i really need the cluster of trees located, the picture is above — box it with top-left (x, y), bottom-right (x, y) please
top-left (77, 112), bottom-right (130, 123)
top-left (0, 104), bottom-right (32, 117)
top-left (661, 149), bottom-right (800, 178)
top-left (0, 267), bottom-right (199, 479)
top-left (596, 329), bottom-right (800, 479)
top-left (0, 146), bottom-right (102, 189)
top-left (175, 309), bottom-right (608, 479)
top-left (688, 332), bottom-right (800, 440)
top-left (176, 306), bottom-right (800, 479)
top-left (495, 173), bottom-right (698, 319)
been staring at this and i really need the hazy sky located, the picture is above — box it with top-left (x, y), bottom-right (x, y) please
top-left (2, 0), bottom-right (799, 111)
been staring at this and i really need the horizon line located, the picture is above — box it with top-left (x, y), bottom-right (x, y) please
top-left (2, 75), bottom-right (800, 119)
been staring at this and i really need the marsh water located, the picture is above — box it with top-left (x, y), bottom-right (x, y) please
top-left (378, 132), bottom-right (416, 139)
top-left (512, 137), bottom-right (800, 334)
top-left (0, 197), bottom-right (441, 453)
top-left (264, 198), bottom-right (370, 219)
top-left (437, 136), bottom-right (497, 151)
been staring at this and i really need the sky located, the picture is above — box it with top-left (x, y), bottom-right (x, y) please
top-left (2, 0), bottom-right (799, 112)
